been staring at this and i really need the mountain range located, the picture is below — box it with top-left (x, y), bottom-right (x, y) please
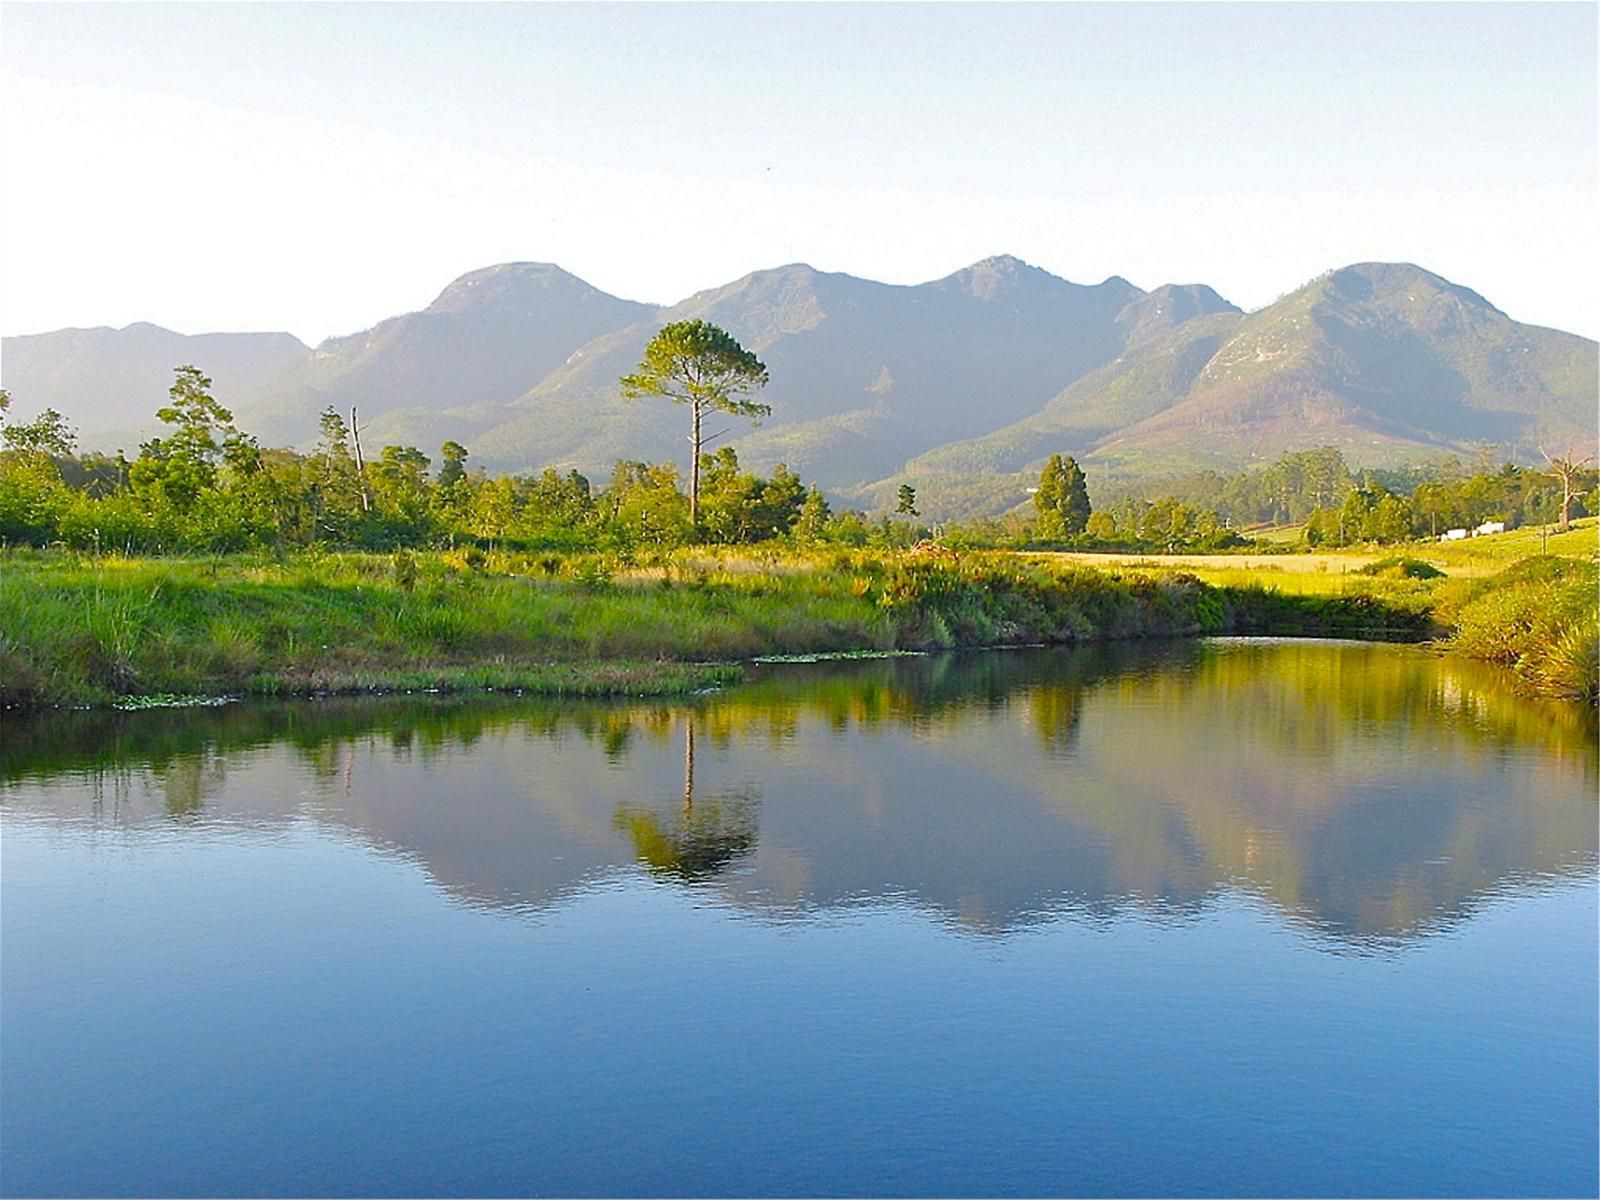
top-left (4, 256), bottom-right (1594, 515)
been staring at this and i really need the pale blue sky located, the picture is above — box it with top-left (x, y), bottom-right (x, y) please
top-left (3, 2), bottom-right (1595, 341)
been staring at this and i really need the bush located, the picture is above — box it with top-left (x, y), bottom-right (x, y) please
top-left (1358, 556), bottom-right (1444, 580)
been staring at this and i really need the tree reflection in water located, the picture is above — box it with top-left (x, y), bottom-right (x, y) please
top-left (2, 642), bottom-right (1593, 947)
top-left (614, 721), bottom-right (761, 881)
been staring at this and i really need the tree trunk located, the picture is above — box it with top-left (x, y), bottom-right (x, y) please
top-left (689, 402), bottom-right (703, 529)
top-left (682, 720), bottom-right (695, 817)
top-left (350, 406), bottom-right (371, 513)
top-left (1541, 449), bottom-right (1593, 535)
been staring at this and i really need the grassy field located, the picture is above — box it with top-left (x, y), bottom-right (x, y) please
top-left (1033, 518), bottom-right (1598, 583)
top-left (2, 520), bottom-right (1593, 708)
top-left (1243, 524), bottom-right (1307, 547)
top-left (1421, 518), bottom-right (1598, 571)
top-left (1027, 520), bottom-right (1597, 703)
top-left (1033, 550), bottom-right (1391, 575)
top-left (1436, 556), bottom-right (1598, 704)
top-left (0, 549), bottom-right (885, 707)
top-left (0, 545), bottom-right (1447, 708)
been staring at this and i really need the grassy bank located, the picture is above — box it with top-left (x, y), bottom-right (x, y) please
top-left (1436, 556), bottom-right (1598, 704)
top-left (1035, 525), bottom-right (1597, 703)
top-left (0, 546), bottom-right (1443, 708)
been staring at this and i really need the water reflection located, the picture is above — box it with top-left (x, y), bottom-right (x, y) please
top-left (3, 642), bottom-right (1594, 948)
top-left (614, 724), bottom-right (761, 881)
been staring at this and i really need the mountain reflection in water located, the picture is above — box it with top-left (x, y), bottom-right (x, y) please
top-left (3, 641), bottom-right (1595, 950)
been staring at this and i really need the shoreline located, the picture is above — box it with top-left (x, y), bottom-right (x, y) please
top-left (2, 547), bottom-right (1590, 711)
top-left (7, 632), bottom-right (1445, 715)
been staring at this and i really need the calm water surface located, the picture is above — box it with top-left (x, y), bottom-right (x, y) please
top-left (2, 641), bottom-right (1596, 1197)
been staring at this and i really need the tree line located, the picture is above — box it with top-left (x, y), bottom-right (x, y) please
top-left (1, 314), bottom-right (1593, 556)
top-left (0, 378), bottom-right (851, 554)
top-left (1094, 445), bottom-right (1595, 544)
top-left (1021, 444), bottom-right (1596, 552)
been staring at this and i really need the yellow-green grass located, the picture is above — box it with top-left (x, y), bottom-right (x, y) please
top-left (0, 550), bottom-right (885, 707)
top-left (1029, 517), bottom-right (1597, 581)
top-left (1438, 556), bottom-right (1598, 704)
top-left (1139, 566), bottom-right (1436, 600)
top-left (0, 547), bottom-right (1434, 708)
top-left (1245, 523), bottom-right (1310, 546)
top-left (1030, 539), bottom-right (1596, 704)
top-left (1422, 518), bottom-right (1597, 572)
top-left (6, 540), bottom-right (1589, 709)
top-left (1029, 550), bottom-right (1389, 575)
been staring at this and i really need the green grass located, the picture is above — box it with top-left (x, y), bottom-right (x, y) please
top-left (1253, 517), bottom-right (1595, 574)
top-left (1356, 556), bottom-right (1446, 580)
top-left (1437, 557), bottom-right (1599, 704)
top-left (1052, 531), bottom-right (1596, 704)
top-left (4, 537), bottom-right (1589, 709)
top-left (0, 545), bottom-right (1439, 708)
top-left (0, 549), bottom-right (885, 707)
top-left (1421, 518), bottom-right (1597, 572)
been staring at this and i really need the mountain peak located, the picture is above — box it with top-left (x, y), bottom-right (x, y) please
top-left (1116, 284), bottom-right (1241, 344)
top-left (689, 262), bottom-right (829, 300)
top-left (941, 254), bottom-right (1065, 300)
top-left (1315, 262), bottom-right (1503, 316)
top-left (739, 262), bottom-right (826, 285)
top-left (971, 253), bottom-right (1032, 272)
top-left (1141, 283), bottom-right (1239, 313)
top-left (670, 263), bottom-right (850, 344)
top-left (426, 262), bottom-right (600, 315)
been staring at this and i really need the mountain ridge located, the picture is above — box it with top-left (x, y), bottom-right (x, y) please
top-left (4, 257), bottom-right (1593, 510)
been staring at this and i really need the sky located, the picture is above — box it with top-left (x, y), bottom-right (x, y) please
top-left (2, 2), bottom-right (1596, 344)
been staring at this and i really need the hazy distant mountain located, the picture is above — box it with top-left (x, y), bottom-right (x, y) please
top-left (0, 263), bottom-right (656, 452)
top-left (0, 323), bottom-right (309, 449)
top-left (892, 262), bottom-right (1598, 503)
top-left (6, 258), bottom-right (1593, 512)
top-left (469, 255), bottom-right (1207, 486)
top-left (236, 263), bottom-right (658, 448)
top-left (1114, 283), bottom-right (1239, 347)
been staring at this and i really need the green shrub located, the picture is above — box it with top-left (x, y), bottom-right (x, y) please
top-left (1358, 556), bottom-right (1445, 580)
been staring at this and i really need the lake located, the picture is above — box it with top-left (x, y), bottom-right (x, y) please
top-left (2, 640), bottom-right (1595, 1197)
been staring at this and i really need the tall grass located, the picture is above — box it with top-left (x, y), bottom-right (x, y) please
top-left (0, 546), bottom-right (1443, 707)
top-left (1440, 557), bottom-right (1599, 704)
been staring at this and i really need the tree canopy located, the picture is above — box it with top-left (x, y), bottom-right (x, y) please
top-left (620, 320), bottom-right (770, 528)
top-left (1034, 454), bottom-right (1091, 538)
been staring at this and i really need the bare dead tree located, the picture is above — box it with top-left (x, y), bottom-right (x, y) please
top-left (1541, 446), bottom-right (1595, 533)
top-left (349, 406), bottom-right (371, 513)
